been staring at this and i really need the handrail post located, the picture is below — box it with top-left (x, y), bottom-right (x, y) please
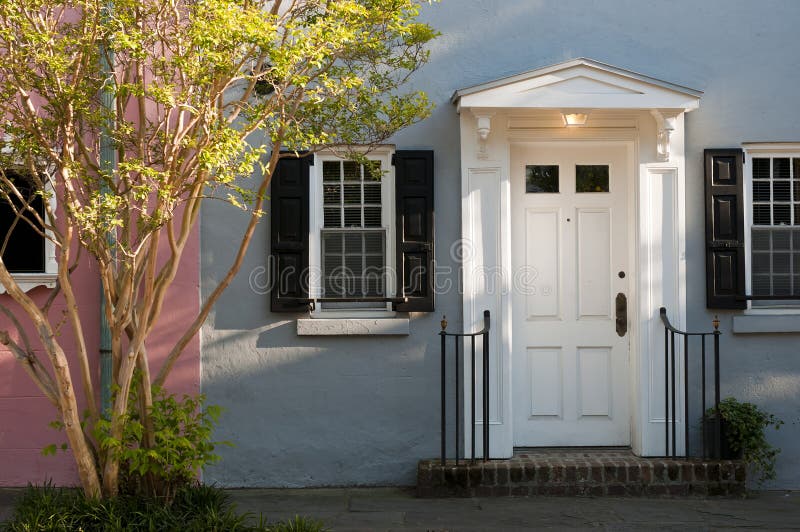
top-left (670, 330), bottom-right (676, 458)
top-left (455, 336), bottom-right (460, 465)
top-left (684, 334), bottom-right (689, 457)
top-left (664, 327), bottom-right (669, 457)
top-left (713, 316), bottom-right (721, 460)
top-left (701, 336), bottom-right (707, 460)
top-left (471, 336), bottom-right (476, 462)
top-left (482, 311), bottom-right (490, 461)
top-left (440, 317), bottom-right (447, 466)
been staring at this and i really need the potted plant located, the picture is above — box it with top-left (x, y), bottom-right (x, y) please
top-left (705, 397), bottom-right (784, 484)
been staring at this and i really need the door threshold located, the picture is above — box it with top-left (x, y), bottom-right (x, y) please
top-left (514, 446), bottom-right (632, 452)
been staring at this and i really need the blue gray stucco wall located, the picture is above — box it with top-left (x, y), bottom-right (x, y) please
top-left (201, 0), bottom-right (800, 488)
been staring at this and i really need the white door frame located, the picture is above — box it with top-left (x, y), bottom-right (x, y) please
top-left (459, 112), bottom-right (688, 458)
top-left (509, 139), bottom-right (636, 447)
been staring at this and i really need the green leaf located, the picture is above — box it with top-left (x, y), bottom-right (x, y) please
top-left (41, 444), bottom-right (57, 457)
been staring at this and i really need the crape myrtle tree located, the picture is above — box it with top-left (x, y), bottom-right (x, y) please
top-left (0, 0), bottom-right (435, 498)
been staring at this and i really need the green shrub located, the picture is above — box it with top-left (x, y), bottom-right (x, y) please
top-left (95, 388), bottom-right (231, 501)
top-left (708, 397), bottom-right (783, 484)
top-left (1, 483), bottom-right (326, 532)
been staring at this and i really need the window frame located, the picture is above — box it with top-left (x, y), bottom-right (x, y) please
top-left (0, 165), bottom-right (58, 294)
top-left (743, 142), bottom-right (800, 313)
top-left (308, 147), bottom-right (397, 318)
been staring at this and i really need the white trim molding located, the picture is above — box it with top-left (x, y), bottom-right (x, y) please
top-left (650, 110), bottom-right (681, 162)
top-left (307, 146), bottom-right (397, 319)
top-left (741, 142), bottom-right (800, 314)
top-left (0, 139), bottom-right (59, 294)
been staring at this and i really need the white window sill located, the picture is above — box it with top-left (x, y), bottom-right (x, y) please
top-left (0, 273), bottom-right (57, 294)
top-left (297, 318), bottom-right (410, 336)
top-left (733, 313), bottom-right (800, 334)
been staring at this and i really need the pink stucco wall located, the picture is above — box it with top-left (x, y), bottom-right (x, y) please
top-left (0, 226), bottom-right (200, 486)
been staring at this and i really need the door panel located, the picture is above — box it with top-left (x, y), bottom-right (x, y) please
top-left (512, 142), bottom-right (631, 447)
top-left (577, 209), bottom-right (612, 318)
top-left (528, 347), bottom-right (562, 417)
top-left (525, 209), bottom-right (560, 318)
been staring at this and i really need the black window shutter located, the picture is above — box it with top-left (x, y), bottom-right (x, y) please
top-left (704, 148), bottom-right (746, 309)
top-left (393, 150), bottom-right (435, 312)
top-left (270, 153), bottom-right (311, 312)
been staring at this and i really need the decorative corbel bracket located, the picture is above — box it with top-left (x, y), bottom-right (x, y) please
top-left (650, 110), bottom-right (681, 162)
top-left (471, 110), bottom-right (495, 160)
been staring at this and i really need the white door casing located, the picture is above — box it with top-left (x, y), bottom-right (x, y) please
top-left (510, 141), bottom-right (632, 446)
top-left (455, 59), bottom-right (697, 458)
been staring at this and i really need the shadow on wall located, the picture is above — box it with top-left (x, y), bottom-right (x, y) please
top-left (200, 320), bottom-right (455, 488)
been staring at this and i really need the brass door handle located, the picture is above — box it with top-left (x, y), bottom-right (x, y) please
top-left (615, 293), bottom-right (627, 337)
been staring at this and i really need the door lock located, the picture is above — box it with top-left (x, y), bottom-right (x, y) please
top-left (615, 293), bottom-right (627, 337)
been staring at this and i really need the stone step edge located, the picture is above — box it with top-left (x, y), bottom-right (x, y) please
top-left (416, 459), bottom-right (746, 498)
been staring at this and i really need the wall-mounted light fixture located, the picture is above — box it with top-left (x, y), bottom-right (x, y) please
top-left (561, 110), bottom-right (590, 127)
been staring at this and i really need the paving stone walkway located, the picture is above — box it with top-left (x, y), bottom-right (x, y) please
top-left (3, 487), bottom-right (800, 530)
top-left (227, 487), bottom-right (800, 530)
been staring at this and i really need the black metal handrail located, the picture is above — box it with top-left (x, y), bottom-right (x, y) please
top-left (439, 310), bottom-right (490, 465)
top-left (659, 307), bottom-right (721, 459)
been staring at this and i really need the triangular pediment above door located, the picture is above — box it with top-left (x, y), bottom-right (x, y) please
top-left (451, 58), bottom-right (702, 111)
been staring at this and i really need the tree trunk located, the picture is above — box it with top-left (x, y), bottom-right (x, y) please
top-left (46, 335), bottom-right (102, 498)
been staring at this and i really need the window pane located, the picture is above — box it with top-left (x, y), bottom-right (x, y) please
top-left (774, 252), bottom-right (791, 274)
top-left (363, 184), bottom-right (381, 204)
top-left (324, 207), bottom-right (340, 227)
top-left (321, 229), bottom-right (386, 299)
top-left (774, 158), bottom-right (790, 179)
top-left (752, 228), bottom-right (771, 250)
top-left (364, 231), bottom-right (384, 252)
top-left (752, 252), bottom-right (770, 274)
top-left (365, 254), bottom-right (384, 270)
top-left (343, 184), bottom-right (361, 204)
top-left (753, 158), bottom-right (770, 180)
top-left (344, 232), bottom-right (362, 253)
top-left (773, 230), bottom-right (791, 250)
top-left (364, 277), bottom-right (383, 297)
top-left (752, 275), bottom-right (771, 295)
top-left (324, 232), bottom-right (343, 253)
top-left (774, 204), bottom-right (791, 225)
top-left (753, 204), bottom-right (771, 225)
top-left (345, 254), bottom-right (362, 273)
top-left (774, 275), bottom-right (791, 295)
top-left (323, 161), bottom-right (340, 181)
top-left (0, 170), bottom-right (45, 273)
top-left (364, 207), bottom-right (382, 227)
top-left (753, 181), bottom-right (770, 202)
top-left (323, 183), bottom-right (340, 205)
top-left (773, 180), bottom-right (791, 202)
top-left (525, 165), bottom-right (558, 193)
top-left (343, 207), bottom-right (361, 227)
top-left (343, 161), bottom-right (360, 181)
top-left (576, 165), bottom-right (610, 193)
top-left (365, 160), bottom-right (382, 181)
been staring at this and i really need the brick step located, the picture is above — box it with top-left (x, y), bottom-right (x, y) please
top-left (416, 448), bottom-right (745, 497)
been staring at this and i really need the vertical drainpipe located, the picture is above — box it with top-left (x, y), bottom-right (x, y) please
top-left (99, 3), bottom-right (115, 417)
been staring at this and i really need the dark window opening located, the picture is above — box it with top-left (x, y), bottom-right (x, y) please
top-left (0, 169), bottom-right (45, 273)
top-left (526, 165), bottom-right (559, 193)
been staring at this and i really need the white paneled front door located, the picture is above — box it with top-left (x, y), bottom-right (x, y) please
top-left (511, 141), bottom-right (631, 446)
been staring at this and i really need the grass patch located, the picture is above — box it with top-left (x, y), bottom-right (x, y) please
top-left (1, 483), bottom-right (324, 531)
